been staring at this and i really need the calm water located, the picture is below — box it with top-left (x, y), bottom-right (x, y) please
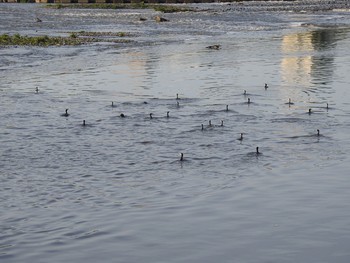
top-left (1, 2), bottom-right (350, 262)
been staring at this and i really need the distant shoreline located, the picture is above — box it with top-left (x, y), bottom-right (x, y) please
top-left (0, 0), bottom-right (349, 13)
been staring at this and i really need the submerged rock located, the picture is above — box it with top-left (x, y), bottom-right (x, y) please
top-left (206, 44), bottom-right (221, 50)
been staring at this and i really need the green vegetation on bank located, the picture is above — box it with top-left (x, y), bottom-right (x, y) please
top-left (0, 33), bottom-right (96, 46)
top-left (46, 3), bottom-right (193, 13)
top-left (0, 33), bottom-right (131, 47)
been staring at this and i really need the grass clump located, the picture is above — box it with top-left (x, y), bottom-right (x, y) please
top-left (69, 32), bottom-right (78, 38)
top-left (0, 33), bottom-right (133, 47)
top-left (0, 33), bottom-right (96, 46)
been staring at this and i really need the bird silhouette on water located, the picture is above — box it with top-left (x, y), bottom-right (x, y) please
top-left (256, 147), bottom-right (261, 155)
top-left (180, 153), bottom-right (184, 161)
top-left (61, 109), bottom-right (69, 117)
top-left (287, 98), bottom-right (294, 105)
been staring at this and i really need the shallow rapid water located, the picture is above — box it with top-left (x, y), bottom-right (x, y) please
top-left (1, 2), bottom-right (350, 263)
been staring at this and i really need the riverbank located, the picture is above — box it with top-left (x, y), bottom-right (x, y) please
top-left (1, 0), bottom-right (349, 12)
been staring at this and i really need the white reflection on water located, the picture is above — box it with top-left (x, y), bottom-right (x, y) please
top-left (281, 28), bottom-right (339, 88)
top-left (280, 27), bottom-right (350, 108)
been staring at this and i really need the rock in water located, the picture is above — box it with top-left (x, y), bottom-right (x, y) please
top-left (155, 16), bottom-right (169, 22)
top-left (206, 44), bottom-right (221, 50)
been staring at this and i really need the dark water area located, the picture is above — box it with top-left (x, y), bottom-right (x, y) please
top-left (1, 2), bottom-right (350, 262)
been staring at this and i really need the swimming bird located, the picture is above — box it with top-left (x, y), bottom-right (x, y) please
top-left (308, 108), bottom-right (312, 115)
top-left (220, 120), bottom-right (224, 127)
top-left (208, 120), bottom-right (212, 127)
top-left (256, 147), bottom-right (261, 155)
top-left (287, 98), bottom-right (294, 105)
top-left (61, 109), bottom-right (69, 117)
top-left (180, 153), bottom-right (184, 161)
top-left (35, 87), bottom-right (39, 93)
top-left (83, 120), bottom-right (86, 126)
top-left (238, 133), bottom-right (243, 141)
top-left (264, 83), bottom-right (268, 90)
top-left (176, 93), bottom-right (179, 100)
top-left (120, 113), bottom-right (125, 118)
top-left (167, 111), bottom-right (170, 118)
top-left (317, 129), bottom-right (320, 136)
top-left (247, 98), bottom-right (251, 104)
top-left (226, 105), bottom-right (229, 112)
top-left (111, 102), bottom-right (116, 107)
top-left (243, 90), bottom-right (247, 95)
top-left (150, 113), bottom-right (153, 119)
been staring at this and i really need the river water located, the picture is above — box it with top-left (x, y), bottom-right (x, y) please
top-left (1, 2), bottom-right (350, 262)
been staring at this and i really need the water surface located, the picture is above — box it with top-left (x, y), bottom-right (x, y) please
top-left (1, 2), bottom-right (350, 263)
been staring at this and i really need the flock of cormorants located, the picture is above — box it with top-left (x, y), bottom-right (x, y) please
top-left (35, 82), bottom-right (327, 162)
